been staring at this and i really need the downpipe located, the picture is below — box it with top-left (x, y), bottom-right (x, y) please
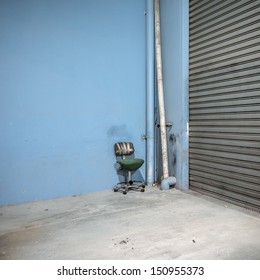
top-left (146, 0), bottom-right (155, 186)
top-left (154, 0), bottom-right (176, 190)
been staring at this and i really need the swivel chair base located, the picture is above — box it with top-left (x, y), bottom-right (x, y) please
top-left (114, 181), bottom-right (145, 195)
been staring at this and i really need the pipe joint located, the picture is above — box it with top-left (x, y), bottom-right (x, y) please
top-left (160, 176), bottom-right (176, 190)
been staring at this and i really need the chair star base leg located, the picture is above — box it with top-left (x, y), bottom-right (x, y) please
top-left (113, 182), bottom-right (145, 194)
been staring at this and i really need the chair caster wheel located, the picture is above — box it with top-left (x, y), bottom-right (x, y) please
top-left (123, 191), bottom-right (127, 195)
top-left (141, 188), bottom-right (145, 192)
top-left (129, 180), bottom-right (133, 185)
top-left (114, 188), bottom-right (118, 192)
top-left (142, 185), bottom-right (145, 188)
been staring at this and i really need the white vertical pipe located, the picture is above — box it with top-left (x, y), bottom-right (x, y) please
top-left (154, 0), bottom-right (168, 179)
top-left (146, 0), bottom-right (155, 186)
top-left (154, 0), bottom-right (176, 189)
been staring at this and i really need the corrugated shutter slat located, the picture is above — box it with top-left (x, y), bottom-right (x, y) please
top-left (189, 0), bottom-right (260, 211)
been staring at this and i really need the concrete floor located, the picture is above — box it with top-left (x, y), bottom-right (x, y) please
top-left (0, 187), bottom-right (260, 260)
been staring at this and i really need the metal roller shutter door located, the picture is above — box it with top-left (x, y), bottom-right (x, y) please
top-left (189, 0), bottom-right (260, 211)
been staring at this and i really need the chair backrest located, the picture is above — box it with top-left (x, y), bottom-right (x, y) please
top-left (114, 142), bottom-right (134, 157)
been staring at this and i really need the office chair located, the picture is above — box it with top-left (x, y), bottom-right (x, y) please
top-left (113, 142), bottom-right (145, 194)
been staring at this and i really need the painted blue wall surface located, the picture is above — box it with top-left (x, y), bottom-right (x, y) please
top-left (159, 0), bottom-right (189, 189)
top-left (0, 0), bottom-right (146, 205)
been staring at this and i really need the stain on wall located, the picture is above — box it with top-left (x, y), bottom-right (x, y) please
top-left (107, 125), bottom-right (131, 140)
top-left (168, 133), bottom-right (177, 177)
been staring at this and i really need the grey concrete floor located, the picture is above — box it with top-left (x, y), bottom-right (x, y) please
top-left (0, 187), bottom-right (260, 260)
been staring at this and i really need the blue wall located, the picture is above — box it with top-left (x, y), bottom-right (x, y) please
top-left (0, 0), bottom-right (146, 205)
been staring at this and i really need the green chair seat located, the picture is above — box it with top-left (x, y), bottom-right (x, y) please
top-left (117, 158), bottom-right (144, 171)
